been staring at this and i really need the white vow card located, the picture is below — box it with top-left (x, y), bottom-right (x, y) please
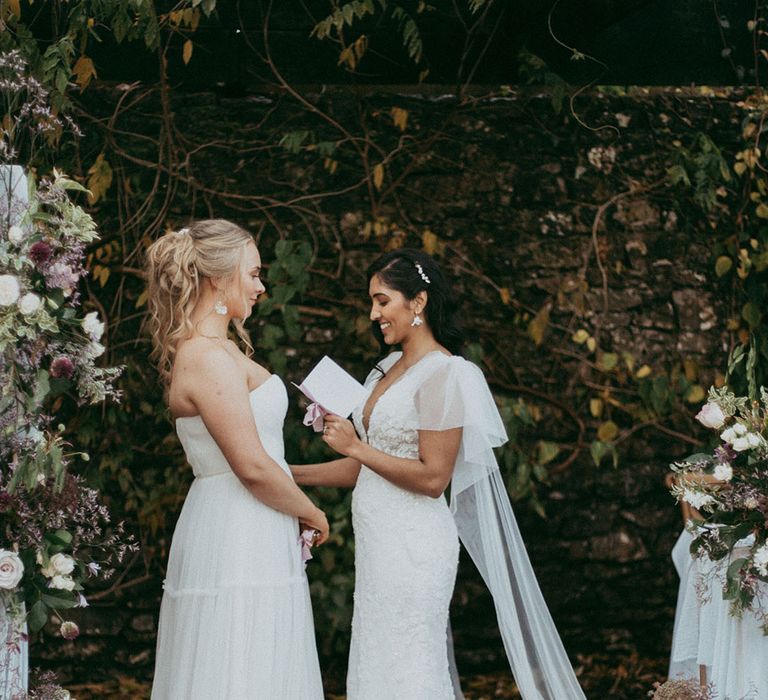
top-left (293, 356), bottom-right (367, 430)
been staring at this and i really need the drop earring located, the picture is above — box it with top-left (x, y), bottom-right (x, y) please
top-left (214, 299), bottom-right (228, 315)
top-left (411, 313), bottom-right (423, 327)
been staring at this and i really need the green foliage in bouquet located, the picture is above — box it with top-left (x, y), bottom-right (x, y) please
top-left (0, 51), bottom-right (135, 643)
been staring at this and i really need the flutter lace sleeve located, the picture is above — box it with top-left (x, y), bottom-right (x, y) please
top-left (413, 356), bottom-right (508, 495)
top-left (414, 353), bottom-right (586, 700)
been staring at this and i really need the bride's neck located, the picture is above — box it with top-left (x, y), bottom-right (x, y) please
top-left (399, 333), bottom-right (442, 368)
top-left (189, 289), bottom-right (230, 340)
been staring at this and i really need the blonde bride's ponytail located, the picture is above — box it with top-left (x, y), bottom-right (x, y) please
top-left (145, 219), bottom-right (253, 387)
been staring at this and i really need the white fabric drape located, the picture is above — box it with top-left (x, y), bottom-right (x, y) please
top-left (413, 357), bottom-right (586, 700)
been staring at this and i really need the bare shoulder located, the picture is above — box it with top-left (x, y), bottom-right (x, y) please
top-left (170, 339), bottom-right (245, 416)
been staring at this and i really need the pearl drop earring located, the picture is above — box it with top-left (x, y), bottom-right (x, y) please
top-left (411, 313), bottom-right (423, 327)
top-left (214, 299), bottom-right (228, 315)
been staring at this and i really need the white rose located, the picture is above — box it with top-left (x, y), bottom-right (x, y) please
top-left (734, 422), bottom-right (748, 437)
top-left (50, 553), bottom-right (75, 575)
top-left (713, 462), bottom-right (733, 481)
top-left (0, 550), bottom-right (24, 590)
top-left (747, 433), bottom-right (763, 448)
top-left (7, 225), bottom-right (26, 245)
top-left (682, 489), bottom-right (716, 510)
top-left (0, 275), bottom-right (20, 306)
top-left (732, 436), bottom-right (751, 452)
top-left (81, 311), bottom-right (104, 341)
top-left (84, 341), bottom-right (105, 358)
top-left (720, 427), bottom-right (736, 444)
top-left (40, 553), bottom-right (75, 579)
top-left (745, 496), bottom-right (760, 510)
top-left (18, 292), bottom-right (41, 315)
top-left (49, 574), bottom-right (75, 591)
top-left (696, 402), bottom-right (726, 429)
top-left (753, 543), bottom-right (768, 576)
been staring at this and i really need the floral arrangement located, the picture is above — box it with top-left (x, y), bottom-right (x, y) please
top-left (648, 678), bottom-right (713, 700)
top-left (0, 47), bottom-right (135, 676)
top-left (669, 384), bottom-right (768, 630)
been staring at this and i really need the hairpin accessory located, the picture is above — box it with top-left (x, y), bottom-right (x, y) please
top-left (414, 262), bottom-right (431, 284)
top-left (178, 227), bottom-right (190, 236)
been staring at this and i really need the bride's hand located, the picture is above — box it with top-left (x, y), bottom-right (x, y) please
top-left (322, 415), bottom-right (359, 457)
top-left (301, 507), bottom-right (330, 546)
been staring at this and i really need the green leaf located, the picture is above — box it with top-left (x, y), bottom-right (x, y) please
top-left (590, 440), bottom-right (607, 467)
top-left (742, 302), bottom-right (762, 328)
top-left (27, 600), bottom-right (48, 633)
top-left (42, 593), bottom-right (77, 610)
top-left (536, 440), bottom-right (560, 465)
top-left (44, 529), bottom-right (73, 547)
top-left (715, 255), bottom-right (733, 277)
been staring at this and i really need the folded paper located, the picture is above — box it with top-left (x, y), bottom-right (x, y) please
top-left (293, 356), bottom-right (367, 432)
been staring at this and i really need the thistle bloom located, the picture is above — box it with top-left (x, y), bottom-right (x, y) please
top-left (59, 620), bottom-right (79, 640)
top-left (28, 241), bottom-right (52, 267)
top-left (50, 356), bottom-right (75, 379)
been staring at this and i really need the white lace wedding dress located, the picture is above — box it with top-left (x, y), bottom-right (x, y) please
top-left (347, 351), bottom-right (586, 700)
top-left (151, 375), bottom-right (324, 700)
top-left (349, 352), bottom-right (460, 699)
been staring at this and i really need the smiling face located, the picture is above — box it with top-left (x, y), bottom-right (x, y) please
top-left (226, 240), bottom-right (265, 320)
top-left (368, 273), bottom-right (426, 345)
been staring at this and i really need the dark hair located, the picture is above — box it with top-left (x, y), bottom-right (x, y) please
top-left (367, 248), bottom-right (464, 356)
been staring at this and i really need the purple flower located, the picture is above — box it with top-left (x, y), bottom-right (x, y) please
top-left (28, 241), bottom-right (52, 268)
top-left (46, 262), bottom-right (79, 294)
top-left (50, 356), bottom-right (74, 379)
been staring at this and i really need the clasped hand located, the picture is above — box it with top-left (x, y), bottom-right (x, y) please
top-left (322, 414), bottom-right (360, 456)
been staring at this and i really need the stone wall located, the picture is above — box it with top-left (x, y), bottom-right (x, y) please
top-left (32, 84), bottom-right (743, 687)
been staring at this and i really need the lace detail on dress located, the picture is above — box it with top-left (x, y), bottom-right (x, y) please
top-left (348, 352), bottom-right (459, 700)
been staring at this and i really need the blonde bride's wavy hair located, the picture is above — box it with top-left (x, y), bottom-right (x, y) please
top-left (145, 218), bottom-right (255, 388)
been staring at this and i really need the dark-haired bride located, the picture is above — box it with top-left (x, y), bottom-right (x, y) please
top-left (292, 249), bottom-right (586, 699)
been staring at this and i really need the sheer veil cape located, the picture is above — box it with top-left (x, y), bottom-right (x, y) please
top-left (375, 351), bottom-right (585, 700)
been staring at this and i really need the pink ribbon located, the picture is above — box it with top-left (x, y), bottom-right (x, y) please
top-left (299, 529), bottom-right (317, 565)
top-left (303, 402), bottom-right (327, 432)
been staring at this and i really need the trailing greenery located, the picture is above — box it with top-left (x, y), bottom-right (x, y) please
top-left (5, 0), bottom-right (768, 670)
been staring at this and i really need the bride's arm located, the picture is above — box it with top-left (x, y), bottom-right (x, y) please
top-left (290, 458), bottom-right (361, 488)
top-left (187, 347), bottom-right (329, 543)
top-left (322, 414), bottom-right (461, 498)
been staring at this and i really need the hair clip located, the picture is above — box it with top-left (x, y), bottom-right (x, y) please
top-left (178, 227), bottom-right (190, 236)
top-left (414, 262), bottom-right (431, 284)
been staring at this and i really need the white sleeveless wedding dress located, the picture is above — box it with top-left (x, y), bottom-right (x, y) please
top-left (151, 374), bottom-right (324, 699)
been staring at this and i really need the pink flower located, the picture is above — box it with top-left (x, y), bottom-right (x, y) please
top-left (695, 402), bottom-right (726, 429)
top-left (50, 356), bottom-right (74, 379)
top-left (59, 620), bottom-right (79, 640)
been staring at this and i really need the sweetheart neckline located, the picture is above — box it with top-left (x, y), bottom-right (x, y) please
top-left (174, 374), bottom-right (278, 424)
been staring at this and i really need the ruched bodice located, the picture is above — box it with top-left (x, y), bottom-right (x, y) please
top-left (175, 374), bottom-right (287, 478)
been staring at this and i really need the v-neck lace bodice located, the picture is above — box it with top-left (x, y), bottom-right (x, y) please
top-left (348, 351), bottom-right (460, 699)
